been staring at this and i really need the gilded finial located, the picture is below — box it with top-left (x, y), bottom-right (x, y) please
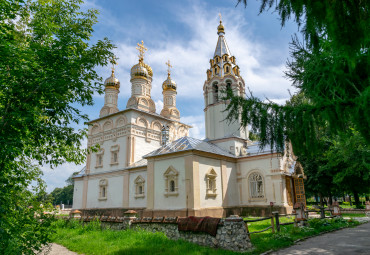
top-left (109, 55), bottom-right (118, 74)
top-left (165, 60), bottom-right (172, 77)
top-left (136, 40), bottom-right (147, 62)
top-left (217, 13), bottom-right (225, 34)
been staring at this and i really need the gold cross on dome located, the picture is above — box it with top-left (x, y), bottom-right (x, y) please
top-left (109, 55), bottom-right (118, 72)
top-left (218, 12), bottom-right (222, 22)
top-left (136, 40), bottom-right (147, 61)
top-left (165, 60), bottom-right (172, 75)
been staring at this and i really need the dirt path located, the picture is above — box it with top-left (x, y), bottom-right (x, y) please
top-left (39, 243), bottom-right (79, 255)
top-left (271, 221), bottom-right (370, 255)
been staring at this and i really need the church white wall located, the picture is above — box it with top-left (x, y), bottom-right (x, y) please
top-left (129, 170), bottom-right (147, 208)
top-left (90, 136), bottom-right (127, 174)
top-left (238, 156), bottom-right (285, 206)
top-left (72, 179), bottom-right (84, 209)
top-left (153, 157), bottom-right (186, 210)
top-left (224, 161), bottom-right (239, 207)
top-left (205, 102), bottom-right (247, 140)
top-left (86, 175), bottom-right (124, 208)
top-left (134, 136), bottom-right (160, 163)
top-left (198, 157), bottom-right (223, 209)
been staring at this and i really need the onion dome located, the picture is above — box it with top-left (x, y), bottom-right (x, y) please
top-left (130, 61), bottom-right (149, 78)
top-left (217, 20), bottom-right (225, 35)
top-left (143, 63), bottom-right (153, 77)
top-left (162, 74), bottom-right (177, 91)
top-left (104, 70), bottom-right (120, 89)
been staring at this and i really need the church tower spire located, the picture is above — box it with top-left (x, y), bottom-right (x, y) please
top-left (160, 60), bottom-right (180, 120)
top-left (203, 17), bottom-right (248, 152)
top-left (126, 40), bottom-right (156, 112)
top-left (100, 56), bottom-right (120, 117)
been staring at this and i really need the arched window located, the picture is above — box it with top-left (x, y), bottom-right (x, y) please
top-left (225, 66), bottom-right (229, 73)
top-left (226, 81), bottom-right (232, 93)
top-left (99, 179), bottom-right (108, 200)
top-left (169, 180), bottom-right (175, 192)
top-left (110, 145), bottom-right (119, 165)
top-left (249, 173), bottom-right (264, 198)
top-left (164, 166), bottom-right (179, 197)
top-left (95, 149), bottom-right (104, 168)
top-left (213, 83), bottom-right (219, 103)
top-left (206, 168), bottom-right (217, 197)
top-left (134, 175), bottom-right (145, 198)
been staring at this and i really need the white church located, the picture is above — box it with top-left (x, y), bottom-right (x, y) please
top-left (72, 20), bottom-right (305, 217)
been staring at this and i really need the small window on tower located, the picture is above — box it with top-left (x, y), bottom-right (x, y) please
top-left (213, 83), bottom-right (219, 103)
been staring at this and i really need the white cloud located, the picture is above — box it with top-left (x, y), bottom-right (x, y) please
top-left (155, 99), bottom-right (163, 112)
top-left (181, 115), bottom-right (205, 139)
top-left (42, 0), bottom-right (296, 193)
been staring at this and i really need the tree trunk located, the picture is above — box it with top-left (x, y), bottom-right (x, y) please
top-left (319, 192), bottom-right (324, 207)
top-left (353, 191), bottom-right (361, 208)
top-left (349, 195), bottom-right (353, 206)
top-left (328, 192), bottom-right (333, 206)
top-left (343, 193), bottom-right (346, 203)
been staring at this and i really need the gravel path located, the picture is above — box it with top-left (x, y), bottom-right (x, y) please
top-left (271, 220), bottom-right (370, 255)
top-left (38, 243), bottom-right (79, 255)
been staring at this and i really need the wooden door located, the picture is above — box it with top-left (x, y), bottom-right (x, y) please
top-left (294, 178), bottom-right (306, 205)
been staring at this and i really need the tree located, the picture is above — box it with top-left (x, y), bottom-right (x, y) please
top-left (51, 171), bottom-right (79, 205)
top-left (0, 0), bottom-right (114, 253)
top-left (328, 129), bottom-right (370, 208)
top-left (229, 1), bottom-right (369, 155)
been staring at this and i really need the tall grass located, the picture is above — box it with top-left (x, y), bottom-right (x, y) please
top-left (52, 217), bottom-right (360, 255)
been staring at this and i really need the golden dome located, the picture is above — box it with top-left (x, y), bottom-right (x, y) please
top-left (162, 75), bottom-right (177, 91)
top-left (217, 21), bottom-right (225, 34)
top-left (143, 62), bottom-right (153, 77)
top-left (104, 70), bottom-right (120, 89)
top-left (130, 60), bottom-right (153, 79)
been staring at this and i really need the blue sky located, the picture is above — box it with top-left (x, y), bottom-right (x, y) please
top-left (42, 0), bottom-right (300, 193)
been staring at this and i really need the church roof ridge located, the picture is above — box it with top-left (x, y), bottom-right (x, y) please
top-left (144, 136), bottom-right (235, 158)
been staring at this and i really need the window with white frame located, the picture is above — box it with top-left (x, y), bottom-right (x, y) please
top-left (110, 145), bottom-right (119, 165)
top-left (95, 149), bottom-right (104, 168)
top-left (164, 166), bottom-right (179, 197)
top-left (206, 168), bottom-right (217, 197)
top-left (134, 175), bottom-right (145, 198)
top-left (99, 179), bottom-right (108, 200)
top-left (249, 172), bottom-right (264, 198)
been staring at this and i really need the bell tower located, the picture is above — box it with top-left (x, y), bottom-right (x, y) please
top-left (203, 16), bottom-right (249, 155)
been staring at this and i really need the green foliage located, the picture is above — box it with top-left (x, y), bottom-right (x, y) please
top-left (54, 217), bottom-right (358, 255)
top-left (50, 171), bottom-right (80, 205)
top-left (0, 0), bottom-right (114, 253)
top-left (51, 185), bottom-right (74, 205)
top-left (230, 1), bottom-right (369, 155)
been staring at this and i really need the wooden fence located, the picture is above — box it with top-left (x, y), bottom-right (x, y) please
top-left (244, 212), bottom-right (297, 236)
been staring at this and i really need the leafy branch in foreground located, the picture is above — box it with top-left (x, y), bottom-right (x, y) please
top-left (0, 0), bottom-right (115, 253)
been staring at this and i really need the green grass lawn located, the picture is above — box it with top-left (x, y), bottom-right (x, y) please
top-left (52, 217), bottom-right (360, 255)
top-left (342, 213), bottom-right (367, 218)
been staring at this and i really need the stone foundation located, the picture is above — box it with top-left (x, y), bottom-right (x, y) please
top-left (79, 205), bottom-right (290, 218)
top-left (74, 215), bottom-right (253, 252)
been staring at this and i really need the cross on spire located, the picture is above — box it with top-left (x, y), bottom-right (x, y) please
top-left (165, 60), bottom-right (172, 76)
top-left (109, 55), bottom-right (118, 73)
top-left (136, 40), bottom-right (147, 61)
top-left (218, 12), bottom-right (222, 23)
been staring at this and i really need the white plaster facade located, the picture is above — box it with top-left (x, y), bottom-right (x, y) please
top-left (73, 21), bottom-right (304, 217)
